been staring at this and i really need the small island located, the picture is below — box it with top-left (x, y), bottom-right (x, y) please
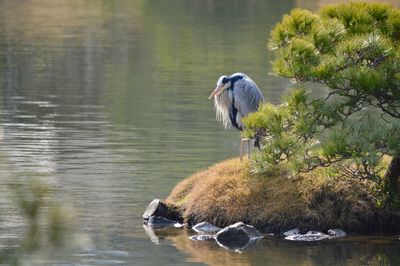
top-left (166, 157), bottom-right (400, 233)
top-left (146, 2), bottom-right (400, 237)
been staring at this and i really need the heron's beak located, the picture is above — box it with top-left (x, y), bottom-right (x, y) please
top-left (208, 82), bottom-right (230, 100)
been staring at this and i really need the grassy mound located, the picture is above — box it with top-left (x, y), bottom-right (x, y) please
top-left (166, 158), bottom-right (400, 233)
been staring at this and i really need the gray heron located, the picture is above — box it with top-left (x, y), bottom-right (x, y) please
top-left (208, 73), bottom-right (264, 131)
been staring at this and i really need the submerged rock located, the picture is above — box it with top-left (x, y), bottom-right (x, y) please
top-left (189, 235), bottom-right (215, 241)
top-left (192, 222), bottom-right (221, 234)
top-left (215, 222), bottom-right (262, 250)
top-left (284, 228), bottom-right (347, 241)
top-left (285, 230), bottom-right (330, 241)
top-left (143, 199), bottom-right (182, 223)
top-left (327, 229), bottom-right (347, 238)
top-left (146, 216), bottom-right (182, 228)
top-left (283, 228), bottom-right (300, 237)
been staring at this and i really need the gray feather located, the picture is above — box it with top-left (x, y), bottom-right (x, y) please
top-left (232, 74), bottom-right (264, 128)
top-left (213, 73), bottom-right (264, 130)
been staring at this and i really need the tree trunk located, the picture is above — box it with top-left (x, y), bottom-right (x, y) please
top-left (385, 156), bottom-right (400, 196)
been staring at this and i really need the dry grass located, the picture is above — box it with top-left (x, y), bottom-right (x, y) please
top-left (166, 157), bottom-right (400, 233)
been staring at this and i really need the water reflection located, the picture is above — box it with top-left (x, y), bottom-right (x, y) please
top-left (162, 229), bottom-right (400, 266)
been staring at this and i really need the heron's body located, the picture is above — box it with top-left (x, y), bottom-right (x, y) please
top-left (209, 73), bottom-right (264, 130)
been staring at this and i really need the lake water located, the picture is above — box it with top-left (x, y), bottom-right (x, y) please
top-left (0, 0), bottom-right (399, 265)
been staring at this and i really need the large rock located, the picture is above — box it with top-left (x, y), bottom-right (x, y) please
top-left (215, 222), bottom-right (262, 250)
top-left (192, 222), bottom-right (221, 234)
top-left (143, 199), bottom-right (182, 223)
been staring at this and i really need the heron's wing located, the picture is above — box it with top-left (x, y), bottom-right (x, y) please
top-left (233, 77), bottom-right (265, 117)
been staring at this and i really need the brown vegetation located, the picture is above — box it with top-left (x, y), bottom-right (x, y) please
top-left (167, 158), bottom-right (400, 233)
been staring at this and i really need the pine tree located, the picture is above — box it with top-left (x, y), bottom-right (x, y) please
top-left (243, 2), bottom-right (400, 201)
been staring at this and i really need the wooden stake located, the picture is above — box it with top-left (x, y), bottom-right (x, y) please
top-left (240, 138), bottom-right (254, 161)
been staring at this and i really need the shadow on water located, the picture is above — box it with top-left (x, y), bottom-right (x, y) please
top-left (145, 226), bottom-right (400, 266)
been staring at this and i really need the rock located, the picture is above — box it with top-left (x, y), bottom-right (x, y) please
top-left (192, 222), bottom-right (221, 234)
top-left (215, 222), bottom-right (262, 250)
top-left (283, 228), bottom-right (300, 237)
top-left (143, 199), bottom-right (169, 220)
top-left (189, 235), bottom-right (215, 241)
top-left (284, 229), bottom-right (346, 241)
top-left (146, 216), bottom-right (182, 228)
top-left (327, 229), bottom-right (347, 238)
top-left (143, 199), bottom-right (181, 223)
top-left (285, 230), bottom-right (330, 241)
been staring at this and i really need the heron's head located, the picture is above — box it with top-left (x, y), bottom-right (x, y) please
top-left (208, 75), bottom-right (232, 100)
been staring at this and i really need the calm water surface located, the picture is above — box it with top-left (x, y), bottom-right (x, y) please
top-left (0, 0), bottom-right (399, 265)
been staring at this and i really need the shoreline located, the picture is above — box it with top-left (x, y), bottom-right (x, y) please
top-left (165, 157), bottom-right (400, 234)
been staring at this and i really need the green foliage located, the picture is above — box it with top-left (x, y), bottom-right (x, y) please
top-left (12, 179), bottom-right (49, 221)
top-left (246, 2), bottom-right (400, 204)
top-left (1, 179), bottom-right (74, 264)
top-left (270, 9), bottom-right (318, 49)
